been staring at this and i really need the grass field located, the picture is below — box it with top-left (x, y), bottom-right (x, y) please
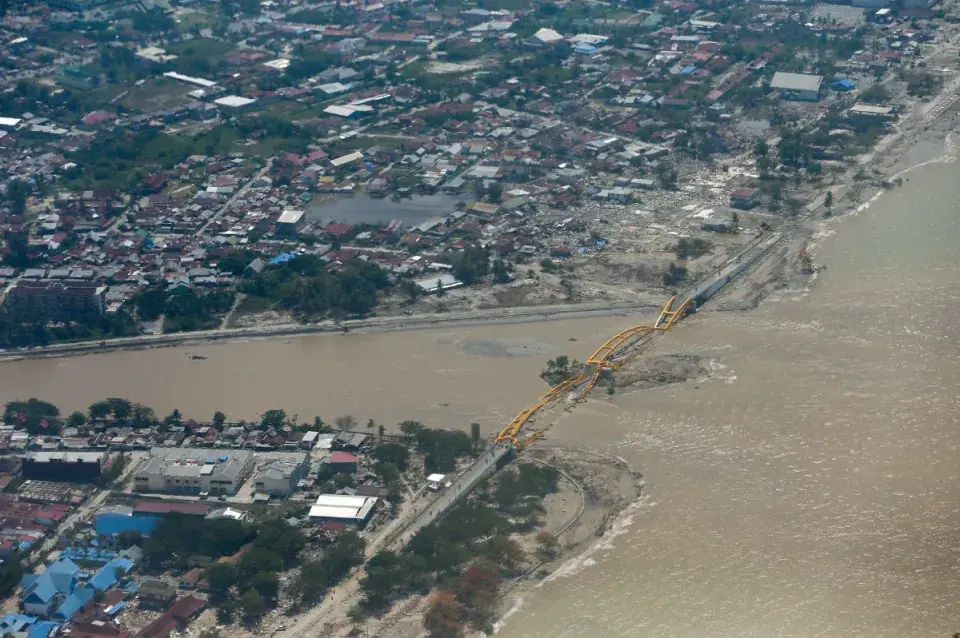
top-left (166, 38), bottom-right (234, 59)
top-left (121, 78), bottom-right (195, 112)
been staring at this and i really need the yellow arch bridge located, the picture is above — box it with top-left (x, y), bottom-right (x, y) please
top-left (496, 295), bottom-right (694, 450)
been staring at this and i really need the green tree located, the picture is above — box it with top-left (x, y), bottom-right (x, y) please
top-left (89, 400), bottom-right (111, 421)
top-left (492, 260), bottom-right (510, 284)
top-left (398, 420), bottom-right (425, 439)
top-left (4, 398), bottom-right (60, 435)
top-left (239, 589), bottom-right (265, 620)
top-left (372, 443), bottom-right (410, 471)
top-left (107, 398), bottom-right (133, 421)
top-left (67, 411), bottom-right (87, 427)
top-left (260, 409), bottom-right (286, 429)
top-left (132, 403), bottom-right (155, 427)
top-left (251, 571), bottom-right (279, 601)
top-left (424, 589), bottom-right (464, 638)
top-left (213, 411), bottom-right (227, 430)
top-left (206, 563), bottom-right (237, 603)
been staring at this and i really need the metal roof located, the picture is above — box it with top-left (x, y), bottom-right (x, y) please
top-left (770, 72), bottom-right (823, 92)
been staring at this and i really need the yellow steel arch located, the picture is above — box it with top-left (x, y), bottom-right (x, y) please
top-left (496, 295), bottom-right (695, 449)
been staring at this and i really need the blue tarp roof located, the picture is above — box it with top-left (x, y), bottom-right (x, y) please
top-left (832, 78), bottom-right (856, 90)
top-left (681, 65), bottom-right (695, 74)
top-left (270, 253), bottom-right (296, 265)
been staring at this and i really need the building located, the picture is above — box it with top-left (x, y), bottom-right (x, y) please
top-left (769, 72), bottom-right (823, 101)
top-left (329, 451), bottom-right (358, 474)
top-left (729, 187), bottom-right (762, 210)
top-left (308, 494), bottom-right (378, 525)
top-left (20, 558), bottom-right (79, 617)
top-left (701, 212), bottom-right (737, 233)
top-left (426, 473), bottom-right (446, 491)
top-left (5, 281), bottom-right (106, 317)
top-left (138, 595), bottom-right (206, 638)
top-left (849, 103), bottom-right (897, 119)
top-left (23, 451), bottom-right (106, 483)
top-left (96, 502), bottom-right (209, 537)
top-left (275, 209), bottom-right (305, 237)
top-left (138, 580), bottom-right (177, 609)
top-left (251, 451), bottom-right (310, 496)
top-left (95, 505), bottom-right (158, 537)
top-left (133, 449), bottom-right (254, 496)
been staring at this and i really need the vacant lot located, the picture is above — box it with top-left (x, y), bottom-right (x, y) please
top-left (121, 78), bottom-right (195, 112)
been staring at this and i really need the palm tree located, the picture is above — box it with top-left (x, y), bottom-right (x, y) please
top-left (366, 418), bottom-right (376, 435)
top-left (378, 424), bottom-right (385, 440)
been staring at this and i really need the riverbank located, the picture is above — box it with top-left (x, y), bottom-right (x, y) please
top-left (316, 447), bottom-right (644, 638)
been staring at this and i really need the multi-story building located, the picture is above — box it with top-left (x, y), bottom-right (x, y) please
top-left (133, 449), bottom-right (254, 496)
top-left (5, 281), bottom-right (106, 317)
top-left (251, 451), bottom-right (310, 496)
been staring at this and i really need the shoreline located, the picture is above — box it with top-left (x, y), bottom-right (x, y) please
top-left (483, 41), bottom-right (960, 636)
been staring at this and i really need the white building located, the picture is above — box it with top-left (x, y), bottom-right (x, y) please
top-left (134, 449), bottom-right (254, 496)
top-left (770, 72), bottom-right (823, 102)
top-left (308, 494), bottom-right (378, 524)
top-left (251, 451), bottom-right (310, 496)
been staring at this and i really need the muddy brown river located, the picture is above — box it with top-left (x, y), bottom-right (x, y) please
top-left (1, 158), bottom-right (958, 636)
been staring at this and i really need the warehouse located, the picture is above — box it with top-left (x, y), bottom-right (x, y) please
top-left (769, 72), bottom-right (823, 101)
top-left (308, 494), bottom-right (378, 525)
top-left (23, 451), bottom-right (106, 483)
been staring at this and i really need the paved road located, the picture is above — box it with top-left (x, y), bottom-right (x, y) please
top-left (383, 442), bottom-right (512, 550)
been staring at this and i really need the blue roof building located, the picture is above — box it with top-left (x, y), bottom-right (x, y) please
top-left (27, 620), bottom-right (61, 638)
top-left (21, 558), bottom-right (80, 618)
top-left (52, 587), bottom-right (93, 622)
top-left (0, 614), bottom-right (59, 638)
top-left (832, 78), bottom-right (856, 91)
top-left (95, 505), bottom-right (160, 537)
top-left (0, 613), bottom-right (37, 633)
top-left (88, 556), bottom-right (136, 591)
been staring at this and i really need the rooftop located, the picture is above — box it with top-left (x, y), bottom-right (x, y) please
top-left (769, 72), bottom-right (823, 92)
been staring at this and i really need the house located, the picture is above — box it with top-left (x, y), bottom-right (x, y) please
top-left (69, 622), bottom-right (131, 638)
top-left (138, 580), bottom-right (177, 609)
top-left (701, 212), bottom-right (737, 233)
top-left (20, 557), bottom-right (80, 617)
top-left (427, 473), bottom-right (446, 491)
top-left (178, 568), bottom-right (203, 590)
top-left (138, 595), bottom-right (206, 638)
top-left (329, 451), bottom-right (358, 474)
top-left (769, 72), bottom-right (823, 101)
top-left (729, 187), bottom-right (761, 210)
top-left (275, 209), bottom-right (305, 237)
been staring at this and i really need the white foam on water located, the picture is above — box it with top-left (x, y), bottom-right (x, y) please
top-left (491, 491), bottom-right (654, 634)
top-left (543, 491), bottom-right (653, 584)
